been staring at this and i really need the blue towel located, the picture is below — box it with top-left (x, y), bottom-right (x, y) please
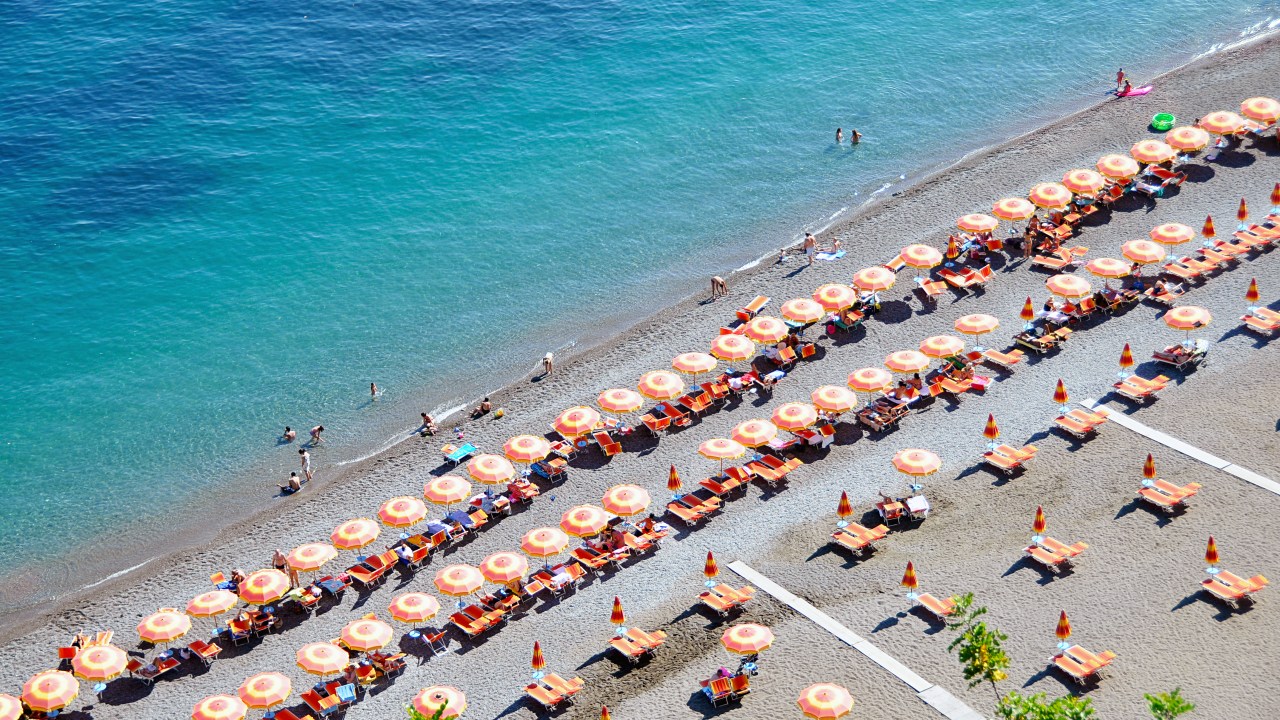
top-left (814, 250), bottom-right (845, 261)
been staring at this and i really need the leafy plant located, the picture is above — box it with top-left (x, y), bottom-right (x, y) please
top-left (997, 691), bottom-right (1095, 720)
top-left (945, 593), bottom-right (1010, 700)
top-left (1145, 687), bottom-right (1195, 719)
top-left (408, 703), bottom-right (447, 720)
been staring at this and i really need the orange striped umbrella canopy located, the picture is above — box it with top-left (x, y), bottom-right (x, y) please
top-left (1045, 274), bottom-right (1091, 299)
top-left (561, 504), bottom-right (611, 537)
top-left (954, 313), bottom-right (999, 337)
top-left (992, 197), bottom-right (1036, 221)
top-left (836, 491), bottom-right (853, 519)
top-left (848, 367), bottom-right (893, 392)
top-left (1097, 153), bottom-right (1140, 179)
top-left (72, 644), bottom-right (127, 682)
top-left (21, 671), bottom-right (78, 713)
top-left (814, 283), bottom-right (858, 311)
top-left (852, 266), bottom-right (896, 292)
top-left (704, 550), bottom-right (719, 579)
top-left (331, 518), bottom-right (379, 550)
top-left (479, 552), bottom-right (529, 584)
top-left (1061, 169), bottom-right (1105, 195)
top-left (797, 683), bottom-right (854, 719)
top-left (554, 405), bottom-right (602, 436)
top-left (731, 418), bottom-right (778, 448)
top-left (413, 687), bottom-right (466, 719)
top-left (772, 402), bottom-right (818, 431)
top-left (238, 672), bottom-right (291, 710)
top-left (1020, 297), bottom-right (1036, 322)
top-left (745, 316), bottom-right (789, 343)
top-left (1241, 96), bottom-right (1280, 123)
top-left (1238, 197), bottom-right (1249, 223)
top-left (957, 213), bottom-right (998, 233)
top-left (1199, 110), bottom-right (1244, 135)
top-left (379, 495), bottom-right (428, 526)
top-left (812, 385), bottom-right (858, 413)
top-left (1055, 611), bottom-right (1072, 642)
top-left (187, 589), bottom-right (237, 618)
top-left (699, 437), bottom-right (747, 461)
top-left (424, 477), bottom-right (471, 507)
top-left (341, 617), bottom-right (394, 652)
top-left (191, 694), bottom-right (248, 720)
top-left (238, 569), bottom-right (291, 606)
top-left (668, 465), bottom-right (682, 492)
top-left (919, 334), bottom-right (965, 358)
top-left (295, 642), bottom-right (349, 676)
top-left (0, 695), bottom-right (21, 720)
top-left (710, 334), bottom-right (755, 362)
top-left (388, 592), bottom-right (440, 624)
top-left (780, 297), bottom-right (826, 323)
top-left (521, 527), bottom-right (570, 559)
top-left (602, 484), bottom-right (651, 516)
top-left (1165, 125), bottom-right (1210, 152)
top-left (504, 434), bottom-right (552, 463)
top-left (893, 448), bottom-right (941, 476)
top-left (1053, 379), bottom-right (1069, 406)
top-left (1202, 215), bottom-right (1216, 239)
top-left (1273, 183), bottom-right (1280, 207)
top-left (1119, 343), bottom-right (1134, 370)
top-left (531, 641), bottom-right (546, 671)
top-left (602, 706), bottom-right (612, 720)
top-left (611, 596), bottom-right (626, 626)
top-left (1149, 222), bottom-right (1194, 245)
top-left (1205, 535), bottom-right (1219, 565)
top-left (1246, 278), bottom-right (1260, 304)
top-left (884, 350), bottom-right (930, 373)
top-left (1164, 305), bottom-right (1211, 331)
top-left (1130, 139), bottom-right (1176, 164)
top-left (901, 561), bottom-right (918, 590)
top-left (138, 609), bottom-right (192, 643)
top-left (900, 244), bottom-right (943, 269)
top-left (672, 352), bottom-right (718, 375)
top-left (1143, 453), bottom-right (1157, 480)
top-left (1121, 239), bottom-right (1167, 265)
top-left (467, 453), bottom-right (516, 485)
top-left (287, 542), bottom-right (337, 572)
top-left (637, 370), bottom-right (684, 400)
top-left (983, 414), bottom-right (1000, 441)
top-left (1029, 182), bottom-right (1072, 209)
top-left (597, 388), bottom-right (644, 414)
top-left (1033, 505), bottom-right (1047, 535)
top-left (946, 236), bottom-right (960, 260)
top-left (434, 564), bottom-right (485, 597)
top-left (1085, 257), bottom-right (1130, 279)
top-left (721, 623), bottom-right (774, 654)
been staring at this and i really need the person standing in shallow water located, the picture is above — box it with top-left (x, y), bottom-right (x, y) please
top-left (835, 128), bottom-right (843, 144)
top-left (850, 129), bottom-right (862, 144)
top-left (1115, 68), bottom-right (1126, 93)
top-left (299, 447), bottom-right (312, 482)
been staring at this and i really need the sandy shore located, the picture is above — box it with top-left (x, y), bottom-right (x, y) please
top-left (4, 33), bottom-right (1280, 720)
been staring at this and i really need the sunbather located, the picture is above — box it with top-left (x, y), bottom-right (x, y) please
top-left (420, 413), bottom-right (438, 435)
top-left (471, 397), bottom-right (492, 418)
top-left (279, 472), bottom-right (302, 494)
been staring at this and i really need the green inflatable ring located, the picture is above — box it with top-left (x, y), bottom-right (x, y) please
top-left (1151, 113), bottom-right (1176, 131)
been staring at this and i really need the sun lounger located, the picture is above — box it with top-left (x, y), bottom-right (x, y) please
top-left (1024, 544), bottom-right (1073, 570)
top-left (980, 347), bottom-right (1024, 371)
top-left (915, 593), bottom-right (957, 620)
top-left (1242, 313), bottom-right (1280, 336)
top-left (1202, 570), bottom-right (1268, 607)
top-left (1040, 536), bottom-right (1087, 558)
top-left (272, 710), bottom-right (315, 720)
top-left (440, 443), bottom-right (478, 466)
top-left (1054, 407), bottom-right (1107, 439)
top-left (186, 639), bottom-right (222, 666)
top-left (641, 413), bottom-right (671, 435)
top-left (1137, 478), bottom-right (1202, 512)
top-left (882, 255), bottom-right (906, 272)
top-left (1031, 249), bottom-right (1078, 271)
top-left (524, 682), bottom-right (566, 710)
top-left (666, 500), bottom-right (707, 525)
top-left (915, 279), bottom-right (948, 303)
top-left (698, 584), bottom-right (755, 617)
top-left (1153, 342), bottom-right (1207, 370)
top-left (982, 444), bottom-right (1037, 474)
top-left (702, 677), bottom-right (734, 707)
top-left (1144, 283), bottom-right (1186, 305)
top-left (126, 655), bottom-right (180, 685)
top-left (736, 295), bottom-right (769, 322)
top-left (609, 633), bottom-right (649, 663)
top-left (1161, 262), bottom-right (1200, 283)
top-left (1113, 373), bottom-right (1169, 402)
top-left (830, 522), bottom-right (889, 556)
top-left (1053, 645), bottom-right (1116, 684)
top-left (302, 688), bottom-right (342, 716)
top-left (626, 627), bottom-right (667, 650)
top-left (591, 430), bottom-right (622, 457)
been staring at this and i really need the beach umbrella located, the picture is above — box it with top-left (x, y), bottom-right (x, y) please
top-left (699, 438), bottom-right (747, 468)
top-left (1205, 536), bottom-right (1220, 569)
top-left (295, 642), bottom-right (349, 677)
top-left (893, 448), bottom-right (941, 477)
top-left (1130, 139), bottom-right (1176, 165)
top-left (597, 388), bottom-right (643, 415)
top-left (602, 484), bottom-right (651, 517)
top-left (1055, 611), bottom-right (1072, 649)
top-left (1202, 215), bottom-right (1216, 240)
top-left (71, 644), bottom-right (127, 682)
top-left (531, 641), bottom-right (546, 673)
top-left (388, 592), bottom-right (440, 625)
top-left (1119, 343), bottom-right (1134, 376)
top-left (1029, 182), bottom-right (1072, 209)
top-left (602, 707), bottom-right (612, 720)
top-left (479, 552), bottom-right (528, 585)
top-left (1273, 183), bottom-right (1280, 212)
top-left (721, 623), bottom-right (774, 654)
top-left (945, 236), bottom-right (960, 261)
top-left (668, 465), bottom-right (682, 493)
top-left (1165, 125), bottom-right (1210, 152)
top-left (554, 405), bottom-right (602, 436)
top-left (1199, 110), bottom-right (1245, 135)
top-left (813, 283), bottom-right (858, 311)
top-left (434, 564), bottom-right (485, 598)
top-left (424, 476), bottom-right (472, 507)
top-left (812, 385), bottom-right (858, 414)
top-left (187, 589), bottom-right (237, 619)
top-left (611, 596), bottom-right (626, 627)
top-left (561, 504), bottom-right (611, 537)
top-left (919, 334), bottom-right (965, 359)
top-left (637, 370), bottom-right (684, 400)
top-left (1164, 305), bottom-right (1211, 338)
top-left (704, 551), bottom-right (719, 583)
top-left (21, 671), bottom-right (78, 715)
top-left (413, 687), bottom-right (465, 719)
top-left (1121, 239), bottom-right (1166, 265)
top-left (900, 244), bottom-right (943, 270)
top-left (467, 453), bottom-right (516, 485)
top-left (797, 683), bottom-right (854, 719)
top-left (238, 569), bottom-right (290, 606)
top-left (1085, 257), bottom-right (1130, 279)
top-left (885, 350), bottom-right (930, 374)
top-left (957, 213), bottom-right (998, 233)
top-left (237, 672), bottom-right (291, 711)
top-left (901, 561), bottom-right (919, 593)
top-left (0, 696), bottom-right (21, 720)
top-left (836, 491), bottom-right (853, 526)
top-left (138, 609), bottom-right (192, 644)
top-left (1061, 169), bottom-right (1105, 196)
top-left (847, 367), bottom-right (893, 393)
top-left (1149, 223), bottom-right (1194, 245)
top-left (287, 542), bottom-right (337, 572)
top-left (1096, 153), bottom-right (1140, 180)
top-left (331, 518), bottom-right (379, 550)
top-left (731, 418), bottom-right (778, 448)
top-left (1053, 379), bottom-right (1069, 409)
top-left (745, 316), bottom-right (789, 344)
top-left (672, 352), bottom-right (718, 376)
top-left (191, 695), bottom-right (248, 720)
top-left (954, 313), bottom-right (999, 341)
top-left (1020, 297), bottom-right (1036, 322)
top-left (1033, 506), bottom-right (1047, 537)
top-left (1045, 274), bottom-right (1092, 299)
top-left (521, 527), bottom-right (570, 561)
top-left (1143, 453), bottom-right (1157, 480)
top-left (1237, 197), bottom-right (1249, 229)
top-left (341, 617), bottom-right (394, 652)
top-left (1246, 278), bottom-right (1260, 308)
top-left (852, 266), bottom-right (896, 292)
top-left (992, 197), bottom-right (1036, 221)
top-left (772, 402), bottom-right (818, 432)
top-left (1241, 96), bottom-right (1280, 123)
top-left (983, 414), bottom-right (1000, 448)
top-left (379, 495), bottom-right (428, 527)
top-left (780, 298), bottom-right (827, 324)
top-left (504, 434), bottom-right (552, 463)
top-left (710, 334), bottom-right (755, 363)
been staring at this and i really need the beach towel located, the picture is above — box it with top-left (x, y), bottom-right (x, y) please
top-left (814, 250), bottom-right (845, 262)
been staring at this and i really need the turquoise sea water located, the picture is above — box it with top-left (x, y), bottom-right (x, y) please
top-left (1, 0), bottom-right (1276, 609)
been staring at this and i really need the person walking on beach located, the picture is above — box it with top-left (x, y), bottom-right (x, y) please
top-left (299, 447), bottom-right (313, 482)
top-left (282, 426), bottom-right (295, 443)
top-left (803, 233), bottom-right (817, 265)
top-left (710, 276), bottom-right (728, 299)
top-left (309, 425), bottom-right (324, 445)
top-left (1115, 68), bottom-right (1126, 93)
top-left (543, 352), bottom-right (554, 376)
top-left (835, 128), bottom-right (843, 144)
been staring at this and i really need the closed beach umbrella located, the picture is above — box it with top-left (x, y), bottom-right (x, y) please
top-left (238, 672), bottom-right (291, 711)
top-left (797, 683), bottom-right (854, 719)
top-left (1164, 305), bottom-right (1211, 335)
top-left (331, 518), bottom-right (379, 550)
top-left (1273, 183), bottom-right (1280, 210)
top-left (1033, 505), bottom-right (1047, 535)
top-left (1085, 257), bottom-right (1130, 279)
top-left (601, 484), bottom-right (651, 517)
top-left (1241, 96), bottom-right (1280, 123)
top-left (1144, 453), bottom-right (1157, 480)
top-left (1056, 611), bottom-right (1072, 643)
top-left (389, 592), bottom-right (440, 624)
top-left (295, 642), bottom-right (349, 677)
top-left (434, 564), bottom-right (485, 598)
top-left (954, 313), bottom-right (999, 338)
top-left (187, 589), bottom-right (237, 618)
top-left (900, 244), bottom-right (943, 270)
top-left (699, 438), bottom-right (747, 462)
top-left (597, 388), bottom-right (643, 415)
top-left (1121, 239), bottom-right (1167, 265)
top-left (531, 641), bottom-right (546, 672)
top-left (1149, 223), bottom-right (1194, 245)
top-left (287, 542), bottom-right (337, 572)
top-left (0, 695), bottom-right (21, 720)
top-left (1053, 379), bottom-right (1069, 407)
top-left (957, 213), bottom-right (998, 233)
top-left (704, 551), bottom-right (719, 581)
top-left (424, 477), bottom-right (471, 507)
top-left (901, 561), bottom-right (918, 591)
top-left (1020, 297), bottom-right (1036, 322)
top-left (1130, 139), bottom-right (1176, 164)
top-left (467, 454), bottom-right (516, 485)
top-left (413, 687), bottom-right (466, 719)
top-left (721, 623), bottom-right (774, 654)
top-left (813, 283), bottom-right (857, 311)
top-left (772, 402), bottom-right (818, 431)
top-left (504, 434), bottom-right (552, 463)
top-left (191, 695), bottom-right (247, 720)
top-left (812, 385), bottom-right (858, 414)
top-left (946, 236), bottom-right (960, 260)
top-left (138, 609), bottom-right (192, 644)
top-left (1119, 344), bottom-right (1135, 373)
top-left (668, 464), bottom-right (682, 493)
top-left (1061, 169), bottom-right (1105, 195)
top-left (672, 352), bottom-right (717, 376)
top-left (554, 406), bottom-right (602, 436)
top-left (745, 316), bottom-right (789, 343)
top-left (1199, 110), bottom-right (1245, 135)
top-left (637, 371), bottom-right (684, 400)
top-left (1097, 153), bottom-right (1140, 180)
top-left (72, 645), bottom-right (127, 682)
top-left (893, 448), bottom-right (941, 477)
top-left (983, 414), bottom-right (1000, 443)
top-left (1029, 182), bottom-right (1072, 209)
top-left (848, 367), bottom-right (893, 393)
top-left (1238, 197), bottom-right (1249, 225)
top-left (836, 492), bottom-right (853, 521)
top-left (781, 298), bottom-right (826, 324)
top-left (884, 350), bottom-right (930, 374)
top-left (1205, 535), bottom-right (1220, 567)
top-left (1202, 215), bottom-right (1216, 239)
top-left (1246, 278), bottom-right (1260, 304)
top-left (731, 419), bottom-right (778, 448)
top-left (919, 334), bottom-right (965, 358)
top-left (1045, 274), bottom-right (1091, 299)
top-left (992, 197), bottom-right (1036, 221)
top-left (852, 266), bottom-right (896, 292)
top-left (611, 596), bottom-right (626, 627)
top-left (479, 552), bottom-right (528, 584)
top-left (341, 617), bottom-right (394, 652)
top-left (710, 334), bottom-right (755, 362)
top-left (379, 496), bottom-right (428, 527)
top-left (21, 671), bottom-right (78, 714)
top-left (602, 707), bottom-right (612, 720)
top-left (561, 505), bottom-right (611, 537)
top-left (521, 527), bottom-right (569, 560)
top-left (238, 570), bottom-right (290, 606)
top-left (1165, 126), bottom-right (1210, 152)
